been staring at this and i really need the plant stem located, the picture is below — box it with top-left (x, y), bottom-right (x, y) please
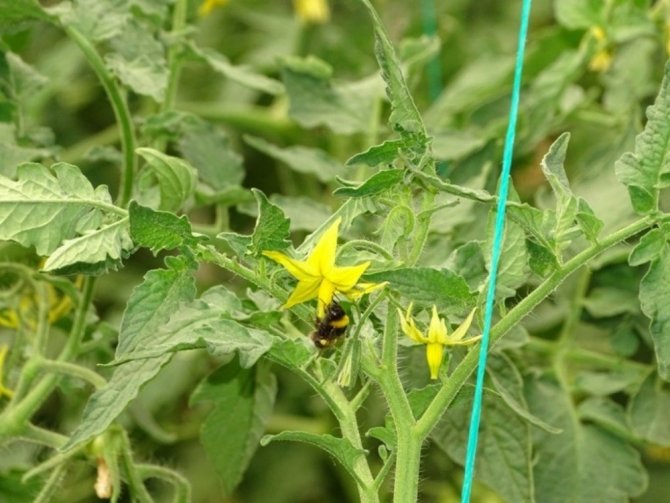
top-left (36, 358), bottom-right (107, 389)
top-left (163, 0), bottom-right (188, 113)
top-left (21, 423), bottom-right (69, 448)
top-left (137, 464), bottom-right (191, 503)
top-left (392, 428), bottom-right (422, 503)
top-left (119, 430), bottom-right (154, 503)
top-left (0, 278), bottom-right (95, 440)
top-left (415, 215), bottom-right (653, 438)
top-left (33, 463), bottom-right (66, 503)
top-left (64, 26), bottom-right (137, 208)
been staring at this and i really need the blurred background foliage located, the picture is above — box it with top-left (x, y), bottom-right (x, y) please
top-left (2, 0), bottom-right (670, 501)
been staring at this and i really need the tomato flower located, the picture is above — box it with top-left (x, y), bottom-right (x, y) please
top-left (263, 218), bottom-right (380, 317)
top-left (398, 304), bottom-right (479, 380)
top-left (0, 345), bottom-right (13, 399)
top-left (294, 0), bottom-right (330, 24)
top-left (198, 0), bottom-right (230, 17)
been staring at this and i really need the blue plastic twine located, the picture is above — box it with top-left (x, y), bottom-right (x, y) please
top-left (460, 1), bottom-right (533, 502)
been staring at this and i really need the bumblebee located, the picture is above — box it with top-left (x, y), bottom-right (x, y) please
top-left (311, 301), bottom-right (349, 348)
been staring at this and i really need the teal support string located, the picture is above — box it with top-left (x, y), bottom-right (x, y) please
top-left (460, 1), bottom-right (532, 502)
top-left (420, 0), bottom-right (443, 102)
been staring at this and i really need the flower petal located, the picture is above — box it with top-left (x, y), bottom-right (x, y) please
top-left (308, 218), bottom-right (341, 276)
top-left (263, 251), bottom-right (319, 280)
top-left (317, 279), bottom-right (336, 318)
top-left (398, 306), bottom-right (425, 343)
top-left (447, 308), bottom-right (477, 342)
top-left (428, 305), bottom-right (447, 344)
top-left (283, 278), bottom-right (321, 309)
top-left (425, 342), bottom-right (444, 380)
top-left (329, 262), bottom-right (370, 292)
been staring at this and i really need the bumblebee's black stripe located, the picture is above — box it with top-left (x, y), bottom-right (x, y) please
top-left (311, 301), bottom-right (349, 348)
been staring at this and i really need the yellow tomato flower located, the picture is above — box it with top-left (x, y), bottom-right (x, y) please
top-left (294, 0), bottom-right (330, 24)
top-left (588, 26), bottom-right (612, 73)
top-left (0, 345), bottom-right (13, 399)
top-left (198, 0), bottom-right (230, 17)
top-left (398, 304), bottom-right (479, 380)
top-left (263, 218), bottom-right (380, 317)
top-left (0, 282), bottom-right (76, 330)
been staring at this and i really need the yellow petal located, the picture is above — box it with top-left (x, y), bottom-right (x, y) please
top-left (294, 0), bottom-right (330, 24)
top-left (283, 279), bottom-right (320, 309)
top-left (426, 342), bottom-right (444, 380)
top-left (198, 0), bottom-right (229, 16)
top-left (329, 262), bottom-right (370, 292)
top-left (264, 251), bottom-right (319, 280)
top-left (317, 279), bottom-right (336, 318)
top-left (427, 305), bottom-right (447, 344)
top-left (447, 308), bottom-right (477, 343)
top-left (308, 218), bottom-right (341, 276)
top-left (398, 307), bottom-right (425, 343)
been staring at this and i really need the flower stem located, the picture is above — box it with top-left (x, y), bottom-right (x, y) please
top-left (163, 0), bottom-right (188, 113)
top-left (415, 215), bottom-right (653, 438)
top-left (64, 26), bottom-right (137, 208)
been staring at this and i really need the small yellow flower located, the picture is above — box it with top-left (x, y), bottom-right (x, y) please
top-left (198, 0), bottom-right (230, 17)
top-left (398, 304), bottom-right (479, 380)
top-left (294, 0), bottom-right (330, 24)
top-left (588, 26), bottom-right (612, 73)
top-left (263, 218), bottom-right (380, 317)
top-left (0, 282), bottom-right (75, 329)
top-left (0, 345), bottom-right (13, 399)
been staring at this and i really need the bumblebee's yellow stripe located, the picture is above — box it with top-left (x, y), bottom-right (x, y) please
top-left (329, 315), bottom-right (349, 329)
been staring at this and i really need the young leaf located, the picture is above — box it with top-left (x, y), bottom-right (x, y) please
top-left (364, 267), bottom-right (474, 314)
top-left (485, 215), bottom-right (529, 300)
top-left (281, 56), bottom-right (377, 134)
top-left (629, 227), bottom-right (667, 266)
top-left (346, 139), bottom-right (408, 167)
top-left (43, 218), bottom-right (132, 274)
top-left (136, 148), bottom-right (196, 212)
top-left (432, 385), bottom-right (535, 503)
top-left (48, 0), bottom-right (130, 42)
top-left (244, 135), bottom-right (340, 183)
top-left (128, 201), bottom-right (193, 254)
top-left (554, 0), bottom-right (603, 30)
top-left (190, 359), bottom-right (277, 495)
top-left (105, 52), bottom-right (167, 102)
top-left (616, 61), bottom-right (670, 215)
top-left (260, 432), bottom-right (366, 486)
top-left (629, 373), bottom-right (670, 446)
top-left (0, 162), bottom-right (122, 255)
top-left (639, 246), bottom-right (670, 380)
top-left (333, 169), bottom-right (404, 197)
top-left (525, 375), bottom-right (647, 503)
top-left (248, 189), bottom-right (291, 254)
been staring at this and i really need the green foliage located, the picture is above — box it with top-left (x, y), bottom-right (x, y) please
top-left (2, 0), bottom-right (670, 502)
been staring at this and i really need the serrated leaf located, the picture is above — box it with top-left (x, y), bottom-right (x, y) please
top-left (485, 215), bottom-right (529, 300)
top-left (359, 0), bottom-right (426, 142)
top-left (190, 45), bottom-right (284, 95)
top-left (639, 246), bottom-right (670, 380)
top-left (446, 241), bottom-right (487, 291)
top-left (191, 360), bottom-right (277, 495)
top-left (244, 135), bottom-right (340, 182)
top-left (136, 148), bottom-right (196, 211)
top-left (113, 285), bottom-right (272, 367)
top-left (0, 162), bottom-right (121, 255)
top-left (365, 267), bottom-right (474, 314)
top-left (43, 217), bottom-right (132, 274)
top-left (432, 385), bottom-right (535, 503)
top-left (334, 169), bottom-right (404, 197)
top-left (128, 201), bottom-right (193, 253)
top-left (281, 56), bottom-right (377, 134)
top-left (554, 0), bottom-right (603, 29)
top-left (248, 189), bottom-right (290, 254)
top-left (629, 228), bottom-right (667, 266)
top-left (0, 0), bottom-right (47, 30)
top-left (615, 61), bottom-right (670, 215)
top-left (49, 0), bottom-right (131, 42)
top-left (0, 124), bottom-right (52, 178)
top-left (525, 375), bottom-right (647, 503)
top-left (346, 139), bottom-right (407, 167)
top-left (575, 198), bottom-right (603, 242)
top-left (578, 398), bottom-right (634, 440)
top-left (582, 287), bottom-right (639, 318)
top-left (629, 373), bottom-right (670, 446)
top-left (4, 51), bottom-right (48, 101)
top-left (260, 431), bottom-right (365, 486)
top-left (105, 52), bottom-right (167, 102)
top-left (265, 339), bottom-right (312, 369)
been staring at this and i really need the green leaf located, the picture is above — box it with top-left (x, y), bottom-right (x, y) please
top-left (136, 147), bottom-right (196, 212)
top-left (578, 398), bottom-right (634, 441)
top-left (574, 370), bottom-right (643, 396)
top-left (128, 201), bottom-right (193, 253)
top-left (525, 375), bottom-right (647, 503)
top-left (0, 162), bottom-right (121, 255)
top-left (189, 44), bottom-right (284, 95)
top-left (616, 61), bottom-right (670, 215)
top-left (3, 51), bottom-right (48, 102)
top-left (358, 0), bottom-right (426, 142)
top-left (0, 0), bottom-right (47, 30)
top-left (629, 373), bottom-right (670, 446)
top-left (639, 246), bottom-right (670, 380)
top-left (248, 189), bottom-right (291, 254)
top-left (576, 198), bottom-right (603, 242)
top-left (582, 287), bottom-right (639, 318)
top-left (43, 217), bottom-right (132, 274)
top-left (0, 124), bottom-right (53, 178)
top-left (105, 52), bottom-right (166, 102)
top-left (62, 257), bottom-right (198, 450)
top-left (485, 215), bottom-right (529, 300)
top-left (244, 135), bottom-right (341, 183)
top-left (554, 0), bottom-right (603, 29)
top-left (260, 431), bottom-right (365, 486)
top-left (49, 0), bottom-right (131, 42)
top-left (113, 285), bottom-right (272, 368)
top-left (281, 56), bottom-right (377, 134)
top-left (266, 339), bottom-right (312, 369)
top-left (191, 359), bottom-right (277, 495)
top-left (346, 139), bottom-right (407, 167)
top-left (446, 241), bottom-right (487, 291)
top-left (177, 116), bottom-right (243, 190)
top-left (334, 169), bottom-right (404, 197)
top-left (364, 267), bottom-right (474, 314)
top-left (432, 385), bottom-right (535, 503)
top-left (629, 227), bottom-right (667, 266)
